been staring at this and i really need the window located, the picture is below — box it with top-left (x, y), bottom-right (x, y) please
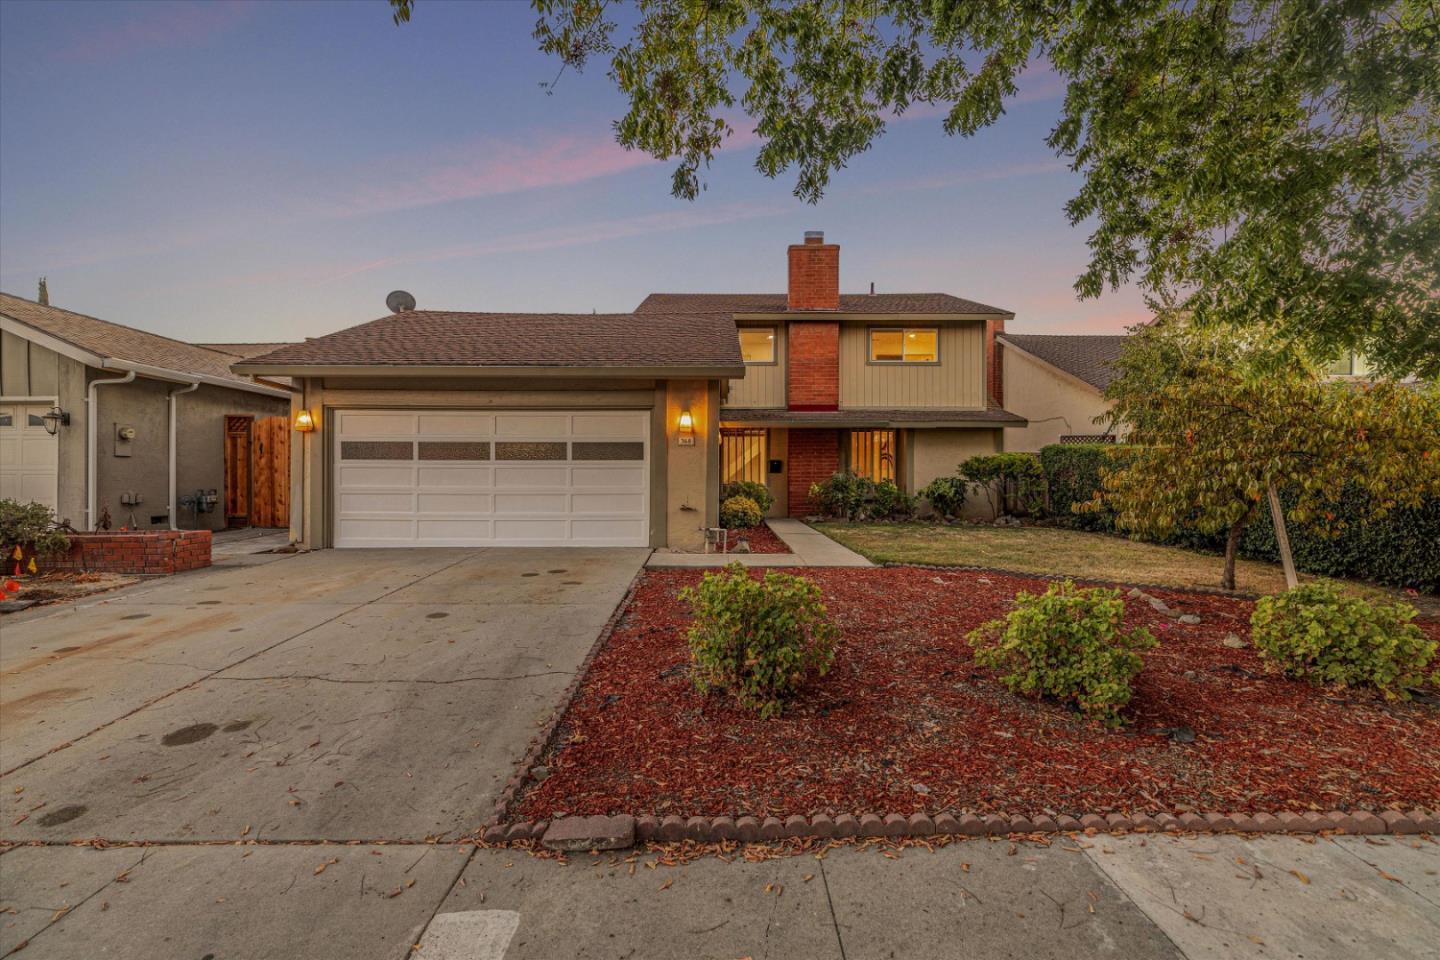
top-left (848, 430), bottom-right (896, 482)
top-left (739, 327), bottom-right (776, 364)
top-left (721, 428), bottom-right (767, 484)
top-left (869, 328), bottom-right (938, 363)
top-left (1325, 352), bottom-right (1372, 377)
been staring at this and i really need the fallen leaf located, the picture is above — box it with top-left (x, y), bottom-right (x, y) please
top-left (658, 878), bottom-right (674, 891)
top-left (1290, 869), bottom-right (1310, 885)
top-left (314, 858), bottom-right (339, 876)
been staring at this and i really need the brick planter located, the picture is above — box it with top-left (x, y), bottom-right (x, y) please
top-left (43, 530), bottom-right (212, 575)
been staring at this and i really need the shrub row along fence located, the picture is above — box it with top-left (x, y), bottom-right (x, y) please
top-left (1038, 444), bottom-right (1440, 592)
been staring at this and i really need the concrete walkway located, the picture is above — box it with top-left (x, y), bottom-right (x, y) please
top-left (647, 518), bottom-right (872, 568)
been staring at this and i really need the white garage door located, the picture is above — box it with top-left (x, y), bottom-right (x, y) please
top-left (333, 409), bottom-right (650, 547)
top-left (0, 403), bottom-right (59, 512)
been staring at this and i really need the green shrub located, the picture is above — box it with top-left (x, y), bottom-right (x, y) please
top-left (681, 563), bottom-right (839, 717)
top-left (871, 479), bottom-right (916, 520)
top-left (958, 453), bottom-right (1045, 517)
top-left (808, 471), bottom-right (875, 520)
top-left (919, 476), bottom-right (967, 518)
top-left (1039, 444), bottom-right (1126, 531)
top-left (721, 479), bottom-right (774, 515)
top-left (1249, 582), bottom-right (1437, 697)
top-left (0, 499), bottom-right (70, 558)
top-left (719, 494), bottom-right (764, 529)
top-left (967, 580), bottom-right (1157, 727)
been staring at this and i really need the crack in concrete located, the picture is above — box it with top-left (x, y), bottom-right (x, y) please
top-left (210, 671), bottom-right (571, 686)
top-left (0, 849), bottom-right (150, 959)
top-left (818, 857), bottom-right (848, 960)
top-left (1329, 837), bottom-right (1440, 911)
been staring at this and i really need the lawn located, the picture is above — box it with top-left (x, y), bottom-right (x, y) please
top-left (514, 567), bottom-right (1440, 822)
top-left (812, 521), bottom-right (1370, 597)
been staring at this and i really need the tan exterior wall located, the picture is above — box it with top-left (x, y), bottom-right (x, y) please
top-left (1001, 349), bottom-right (1116, 452)
top-left (908, 427), bottom-right (1003, 519)
top-left (725, 324), bottom-right (785, 409)
top-left (293, 376), bottom-right (718, 551)
top-left (838, 320), bottom-right (985, 409)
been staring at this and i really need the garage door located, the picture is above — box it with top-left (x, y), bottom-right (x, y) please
top-left (0, 404), bottom-right (59, 512)
top-left (333, 409), bottom-right (650, 547)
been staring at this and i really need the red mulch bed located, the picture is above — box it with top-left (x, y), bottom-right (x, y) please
top-left (723, 522), bottom-right (791, 554)
top-left (516, 567), bottom-right (1440, 820)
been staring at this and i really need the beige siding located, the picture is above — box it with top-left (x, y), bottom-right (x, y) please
top-left (1001, 348), bottom-right (1118, 452)
top-left (909, 427), bottom-right (1003, 519)
top-left (839, 321), bottom-right (984, 409)
top-left (724, 324), bottom-right (786, 409)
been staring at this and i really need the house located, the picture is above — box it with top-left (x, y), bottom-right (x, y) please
top-left (996, 333), bottom-right (1128, 451)
top-left (235, 232), bottom-right (1026, 551)
top-left (0, 293), bottom-right (291, 532)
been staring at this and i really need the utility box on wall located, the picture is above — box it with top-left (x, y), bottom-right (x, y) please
top-left (113, 423), bottom-right (136, 457)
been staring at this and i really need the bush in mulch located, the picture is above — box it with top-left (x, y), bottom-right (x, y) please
top-left (1251, 582), bottom-right (1438, 698)
top-left (968, 580), bottom-right (1157, 728)
top-left (719, 495), bottom-right (764, 530)
top-left (515, 567), bottom-right (1440, 821)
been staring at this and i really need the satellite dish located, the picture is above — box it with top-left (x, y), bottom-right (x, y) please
top-left (386, 290), bottom-right (416, 313)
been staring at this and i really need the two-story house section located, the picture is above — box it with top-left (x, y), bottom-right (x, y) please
top-left (636, 232), bottom-right (1025, 517)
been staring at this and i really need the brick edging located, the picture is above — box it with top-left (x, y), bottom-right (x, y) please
top-left (486, 569), bottom-right (648, 828)
top-left (482, 807), bottom-right (1438, 846)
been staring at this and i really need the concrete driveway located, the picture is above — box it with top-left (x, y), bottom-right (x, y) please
top-left (0, 547), bottom-right (647, 843)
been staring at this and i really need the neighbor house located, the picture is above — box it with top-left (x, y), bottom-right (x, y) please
top-left (996, 333), bottom-right (1128, 451)
top-left (234, 232), bottom-right (1026, 551)
top-left (0, 294), bottom-right (291, 532)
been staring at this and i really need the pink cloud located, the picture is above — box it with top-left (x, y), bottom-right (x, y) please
top-left (57, 0), bottom-right (255, 64)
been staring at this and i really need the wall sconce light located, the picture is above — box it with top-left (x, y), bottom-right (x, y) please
top-left (40, 406), bottom-right (70, 436)
top-left (677, 409), bottom-right (695, 446)
top-left (294, 409), bottom-right (317, 433)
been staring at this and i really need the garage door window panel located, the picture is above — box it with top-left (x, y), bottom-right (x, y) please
top-left (573, 441), bottom-right (644, 461)
top-left (495, 441), bottom-right (567, 461)
top-left (341, 441), bottom-right (414, 460)
top-left (418, 441), bottom-right (491, 461)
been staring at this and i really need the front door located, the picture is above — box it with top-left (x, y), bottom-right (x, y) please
top-left (224, 415), bottom-right (253, 527)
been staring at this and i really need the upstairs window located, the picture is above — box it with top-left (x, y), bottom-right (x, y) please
top-left (739, 327), bottom-right (777, 364)
top-left (870, 328), bottom-right (938, 363)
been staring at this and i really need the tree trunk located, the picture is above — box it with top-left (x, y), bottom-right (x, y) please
top-left (1266, 482), bottom-right (1299, 590)
top-left (1222, 520), bottom-right (1246, 591)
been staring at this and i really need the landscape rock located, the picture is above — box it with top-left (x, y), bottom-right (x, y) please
top-left (1222, 633), bottom-right (1246, 649)
top-left (1178, 614), bottom-right (1202, 625)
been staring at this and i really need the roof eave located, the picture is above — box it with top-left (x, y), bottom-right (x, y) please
top-left (232, 362), bottom-right (747, 380)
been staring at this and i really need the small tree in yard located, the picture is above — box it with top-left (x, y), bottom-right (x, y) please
top-left (1089, 324), bottom-right (1440, 591)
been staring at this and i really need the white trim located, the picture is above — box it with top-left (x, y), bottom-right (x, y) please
top-left (0, 395), bottom-right (60, 404)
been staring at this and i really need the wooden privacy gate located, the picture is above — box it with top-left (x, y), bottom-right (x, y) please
top-left (224, 415), bottom-right (290, 528)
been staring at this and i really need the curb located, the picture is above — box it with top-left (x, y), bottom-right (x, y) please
top-left (486, 569), bottom-right (646, 828)
top-left (482, 807), bottom-right (1439, 847)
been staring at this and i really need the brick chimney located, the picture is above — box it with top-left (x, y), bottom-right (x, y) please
top-left (787, 231), bottom-right (839, 311)
top-left (986, 315), bottom-right (1006, 407)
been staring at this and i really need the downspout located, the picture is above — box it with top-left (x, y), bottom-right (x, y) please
top-left (168, 382), bottom-right (200, 530)
top-left (86, 370), bottom-right (137, 530)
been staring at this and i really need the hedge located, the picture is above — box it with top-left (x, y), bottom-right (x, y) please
top-left (1037, 443), bottom-right (1440, 592)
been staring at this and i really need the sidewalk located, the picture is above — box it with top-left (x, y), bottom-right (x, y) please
top-left (647, 518), bottom-right (872, 568)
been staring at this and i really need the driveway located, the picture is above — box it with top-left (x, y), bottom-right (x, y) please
top-left (0, 547), bottom-right (648, 843)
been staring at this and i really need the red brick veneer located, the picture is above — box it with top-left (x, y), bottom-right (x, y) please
top-left (786, 321), bottom-right (841, 410)
top-left (787, 237), bottom-right (840, 311)
top-left (46, 530), bottom-right (212, 575)
top-left (787, 429), bottom-right (841, 516)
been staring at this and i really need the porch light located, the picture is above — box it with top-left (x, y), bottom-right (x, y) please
top-left (677, 409), bottom-right (695, 446)
top-left (40, 406), bottom-right (69, 436)
top-left (294, 409), bottom-right (317, 433)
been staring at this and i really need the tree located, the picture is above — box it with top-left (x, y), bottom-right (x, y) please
top-left (387, 1), bottom-right (1440, 378)
top-left (1087, 323), bottom-right (1440, 590)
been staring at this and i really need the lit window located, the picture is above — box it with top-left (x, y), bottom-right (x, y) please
top-left (870, 328), bottom-right (937, 363)
top-left (739, 327), bottom-right (776, 363)
top-left (721, 428), bottom-right (767, 484)
top-left (848, 430), bottom-right (896, 482)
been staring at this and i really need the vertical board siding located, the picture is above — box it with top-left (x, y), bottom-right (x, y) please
top-left (724, 325), bottom-right (786, 409)
top-left (838, 322), bottom-right (984, 409)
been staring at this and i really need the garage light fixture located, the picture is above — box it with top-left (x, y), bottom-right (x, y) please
top-left (294, 409), bottom-right (317, 433)
top-left (40, 406), bottom-right (69, 436)
top-left (677, 409), bottom-right (695, 446)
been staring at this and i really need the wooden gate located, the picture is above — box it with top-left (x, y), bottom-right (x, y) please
top-left (223, 415), bottom-right (290, 529)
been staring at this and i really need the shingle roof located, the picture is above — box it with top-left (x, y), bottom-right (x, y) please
top-left (636, 292), bottom-right (1011, 316)
top-left (0, 292), bottom-right (285, 393)
top-left (196, 342), bottom-right (301, 358)
top-left (722, 404), bottom-right (1025, 427)
top-left (999, 334), bottom-right (1129, 391)
top-left (235, 311), bottom-right (744, 370)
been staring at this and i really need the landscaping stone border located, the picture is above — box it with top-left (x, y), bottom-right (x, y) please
top-left (883, 560), bottom-right (1265, 600)
top-left (481, 808), bottom-right (1439, 848)
top-left (486, 569), bottom-right (647, 829)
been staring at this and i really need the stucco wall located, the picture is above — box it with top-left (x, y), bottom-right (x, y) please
top-left (93, 375), bottom-right (286, 531)
top-left (908, 427), bottom-right (1003, 519)
top-left (1001, 348), bottom-right (1116, 452)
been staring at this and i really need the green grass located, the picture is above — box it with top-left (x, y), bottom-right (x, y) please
top-left (812, 521), bottom-right (1407, 599)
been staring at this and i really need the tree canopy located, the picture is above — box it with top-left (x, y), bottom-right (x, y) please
top-left (388, 0), bottom-right (1439, 379)
top-left (1089, 322), bottom-right (1440, 590)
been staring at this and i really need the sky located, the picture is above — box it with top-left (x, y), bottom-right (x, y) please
top-left (0, 0), bottom-right (1149, 344)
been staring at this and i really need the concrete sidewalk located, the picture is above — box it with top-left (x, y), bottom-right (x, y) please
top-left (647, 518), bottom-right (872, 568)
